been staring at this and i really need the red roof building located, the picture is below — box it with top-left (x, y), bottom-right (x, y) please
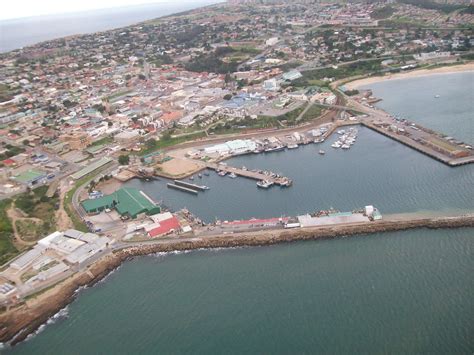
top-left (148, 216), bottom-right (181, 238)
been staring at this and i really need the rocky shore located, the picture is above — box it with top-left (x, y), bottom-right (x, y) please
top-left (1, 214), bottom-right (473, 347)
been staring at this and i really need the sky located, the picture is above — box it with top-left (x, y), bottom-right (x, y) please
top-left (1, 0), bottom-right (175, 20)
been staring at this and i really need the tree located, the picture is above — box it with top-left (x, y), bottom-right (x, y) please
top-left (118, 155), bottom-right (130, 165)
top-left (223, 94), bottom-right (232, 100)
top-left (22, 139), bottom-right (30, 146)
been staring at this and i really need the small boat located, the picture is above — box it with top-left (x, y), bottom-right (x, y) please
top-left (341, 144), bottom-right (350, 149)
top-left (218, 171), bottom-right (227, 176)
top-left (202, 186), bottom-right (210, 190)
top-left (190, 175), bottom-right (195, 180)
top-left (198, 173), bottom-right (202, 178)
top-left (331, 142), bottom-right (341, 148)
top-left (435, 94), bottom-right (440, 98)
top-left (318, 150), bottom-right (325, 155)
top-left (265, 145), bottom-right (285, 153)
top-left (314, 138), bottom-right (325, 143)
top-left (337, 130), bottom-right (346, 135)
top-left (228, 172), bottom-right (237, 178)
top-left (257, 180), bottom-right (273, 189)
top-left (280, 179), bottom-right (292, 187)
top-left (287, 143), bottom-right (298, 149)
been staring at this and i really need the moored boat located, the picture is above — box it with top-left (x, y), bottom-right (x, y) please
top-left (257, 180), bottom-right (273, 188)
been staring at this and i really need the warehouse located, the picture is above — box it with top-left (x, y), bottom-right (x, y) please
top-left (70, 157), bottom-right (113, 180)
top-left (81, 187), bottom-right (160, 218)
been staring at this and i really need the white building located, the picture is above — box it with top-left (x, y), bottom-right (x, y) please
top-left (265, 37), bottom-right (279, 46)
top-left (263, 79), bottom-right (280, 91)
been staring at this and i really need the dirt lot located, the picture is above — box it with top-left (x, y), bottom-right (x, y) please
top-left (157, 157), bottom-right (204, 178)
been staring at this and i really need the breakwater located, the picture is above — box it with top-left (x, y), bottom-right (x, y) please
top-left (1, 214), bottom-right (473, 347)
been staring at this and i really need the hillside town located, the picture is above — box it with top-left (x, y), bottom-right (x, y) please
top-left (0, 0), bottom-right (473, 309)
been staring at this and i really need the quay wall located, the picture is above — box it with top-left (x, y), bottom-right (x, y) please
top-left (1, 214), bottom-right (474, 346)
top-left (360, 121), bottom-right (473, 166)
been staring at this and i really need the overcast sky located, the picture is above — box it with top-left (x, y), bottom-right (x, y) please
top-left (1, 0), bottom-right (175, 20)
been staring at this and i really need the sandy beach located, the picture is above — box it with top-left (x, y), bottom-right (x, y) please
top-left (344, 63), bottom-right (474, 90)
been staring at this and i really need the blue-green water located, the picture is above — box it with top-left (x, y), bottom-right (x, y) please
top-left (360, 71), bottom-right (474, 144)
top-left (128, 126), bottom-right (473, 223)
top-left (8, 229), bottom-right (474, 354)
top-left (6, 73), bottom-right (474, 354)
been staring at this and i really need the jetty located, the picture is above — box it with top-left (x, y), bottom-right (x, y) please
top-left (166, 183), bottom-right (199, 194)
top-left (361, 119), bottom-right (474, 166)
top-left (174, 180), bottom-right (208, 191)
top-left (327, 97), bottom-right (474, 167)
top-left (205, 162), bottom-right (292, 187)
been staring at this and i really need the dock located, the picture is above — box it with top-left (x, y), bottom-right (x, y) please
top-left (166, 183), bottom-right (199, 194)
top-left (205, 162), bottom-right (292, 186)
top-left (174, 180), bottom-right (208, 191)
top-left (361, 119), bottom-right (474, 166)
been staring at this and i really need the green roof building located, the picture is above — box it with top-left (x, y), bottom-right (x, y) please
top-left (81, 187), bottom-right (160, 219)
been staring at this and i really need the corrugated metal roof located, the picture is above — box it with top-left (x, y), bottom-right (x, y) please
top-left (81, 187), bottom-right (159, 218)
top-left (71, 157), bottom-right (113, 180)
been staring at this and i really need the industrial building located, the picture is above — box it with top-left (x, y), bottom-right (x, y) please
top-left (203, 139), bottom-right (257, 156)
top-left (81, 187), bottom-right (160, 218)
top-left (70, 157), bottom-right (113, 180)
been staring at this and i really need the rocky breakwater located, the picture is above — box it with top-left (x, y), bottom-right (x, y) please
top-left (1, 214), bottom-right (473, 346)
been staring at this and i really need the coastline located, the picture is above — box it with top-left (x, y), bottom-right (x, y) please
top-left (344, 63), bottom-right (474, 90)
top-left (1, 213), bottom-right (473, 347)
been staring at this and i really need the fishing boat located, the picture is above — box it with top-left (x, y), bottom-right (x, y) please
top-left (257, 180), bottom-right (273, 189)
top-left (265, 144), bottom-right (285, 153)
top-left (280, 179), bottom-right (292, 187)
top-left (318, 150), bottom-right (325, 155)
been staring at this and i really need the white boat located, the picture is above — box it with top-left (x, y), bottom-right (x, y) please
top-left (217, 171), bottom-right (227, 176)
top-left (435, 94), bottom-right (440, 98)
top-left (228, 172), bottom-right (237, 178)
top-left (337, 130), bottom-right (346, 135)
top-left (287, 143), bottom-right (299, 149)
top-left (341, 144), bottom-right (350, 149)
top-left (190, 176), bottom-right (194, 180)
top-left (318, 150), bottom-right (325, 155)
top-left (257, 180), bottom-right (273, 189)
top-left (331, 142), bottom-right (342, 148)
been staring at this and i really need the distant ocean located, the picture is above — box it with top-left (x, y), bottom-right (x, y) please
top-left (0, 0), bottom-right (223, 53)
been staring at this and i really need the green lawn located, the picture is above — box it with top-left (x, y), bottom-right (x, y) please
top-left (138, 132), bottom-right (206, 156)
top-left (301, 104), bottom-right (324, 121)
top-left (0, 199), bottom-right (19, 265)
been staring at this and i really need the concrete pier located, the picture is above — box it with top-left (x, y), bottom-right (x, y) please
top-left (361, 119), bottom-right (474, 166)
top-left (167, 183), bottom-right (199, 194)
top-left (205, 162), bottom-right (292, 186)
top-left (174, 180), bottom-right (208, 191)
